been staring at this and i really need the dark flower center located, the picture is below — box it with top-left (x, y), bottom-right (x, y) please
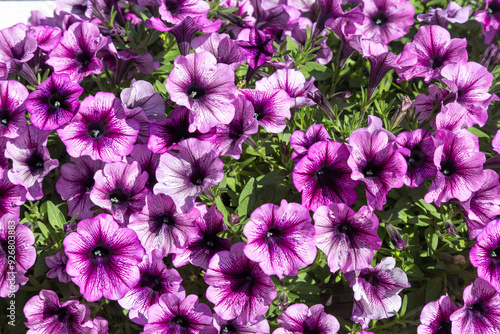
top-left (54, 308), bottom-right (74, 326)
top-left (491, 247), bottom-right (500, 261)
top-left (362, 160), bottom-right (381, 178)
top-left (187, 85), bottom-right (205, 100)
top-left (190, 167), bottom-right (205, 186)
top-left (338, 222), bottom-right (353, 236)
top-left (253, 103), bottom-right (266, 121)
top-left (372, 12), bottom-right (389, 26)
top-left (436, 321), bottom-right (452, 334)
top-left (429, 56), bottom-right (444, 70)
top-left (87, 121), bottom-right (106, 138)
top-left (108, 188), bottom-right (129, 204)
top-left (363, 271), bottom-right (379, 286)
top-left (140, 272), bottom-right (163, 292)
top-left (488, 2), bottom-right (500, 14)
top-left (204, 234), bottom-right (219, 248)
top-left (467, 302), bottom-right (485, 314)
top-left (90, 245), bottom-right (111, 262)
top-left (440, 160), bottom-right (456, 177)
top-left (266, 226), bottom-right (283, 238)
top-left (48, 93), bottom-right (64, 109)
top-left (0, 108), bottom-right (11, 126)
top-left (157, 213), bottom-right (175, 226)
top-left (171, 315), bottom-right (189, 328)
top-left (83, 176), bottom-right (95, 192)
top-left (76, 51), bottom-right (92, 67)
top-left (407, 148), bottom-right (425, 167)
top-left (303, 326), bottom-right (320, 334)
top-left (26, 151), bottom-right (45, 175)
top-left (221, 324), bottom-right (237, 334)
top-left (228, 122), bottom-right (243, 140)
top-left (165, 0), bottom-right (181, 14)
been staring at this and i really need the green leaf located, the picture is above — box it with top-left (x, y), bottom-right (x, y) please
top-left (47, 201), bottom-right (65, 233)
top-left (404, 263), bottom-right (425, 278)
top-left (468, 127), bottom-right (490, 139)
top-left (214, 195), bottom-right (229, 224)
top-left (237, 177), bottom-right (256, 217)
top-left (37, 221), bottom-right (51, 240)
top-left (299, 62), bottom-right (333, 81)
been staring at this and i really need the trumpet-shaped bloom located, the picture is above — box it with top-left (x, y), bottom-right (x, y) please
top-left (293, 141), bottom-right (358, 211)
top-left (274, 304), bottom-right (340, 334)
top-left (0, 80), bottom-right (28, 139)
top-left (121, 80), bottom-right (166, 122)
top-left (470, 220), bottom-right (500, 292)
top-left (243, 200), bottom-right (316, 279)
top-left (313, 204), bottom-right (381, 273)
top-left (417, 294), bottom-right (458, 334)
top-left (213, 314), bottom-right (269, 334)
top-left (240, 89), bottom-right (291, 134)
top-left (475, 0), bottom-right (500, 44)
top-left (290, 124), bottom-right (331, 163)
top-left (45, 251), bottom-right (71, 284)
top-left (417, 2), bottom-right (471, 27)
top-left (238, 28), bottom-right (274, 69)
top-left (0, 170), bottom-right (26, 218)
top-left (0, 24), bottom-right (37, 80)
top-left (192, 33), bottom-right (245, 71)
top-left (205, 242), bottom-right (277, 324)
top-left (63, 213), bottom-right (145, 302)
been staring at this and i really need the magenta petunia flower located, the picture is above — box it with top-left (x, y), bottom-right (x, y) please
top-left (0, 169), bottom-right (26, 218)
top-left (346, 257), bottom-right (410, 325)
top-left (255, 69), bottom-right (318, 108)
top-left (127, 144), bottom-right (161, 191)
top-left (355, 0), bottom-right (415, 44)
top-left (238, 28), bottom-right (274, 69)
top-left (118, 250), bottom-right (185, 325)
top-left (460, 170), bottom-right (500, 239)
top-left (45, 251), bottom-right (71, 284)
top-left (58, 92), bottom-right (139, 163)
top-left (205, 242), bottom-right (277, 324)
top-left (166, 51), bottom-right (236, 134)
top-left (5, 125), bottom-right (59, 201)
top-left (313, 203), bottom-right (381, 273)
top-left (475, 0), bottom-right (500, 44)
top-left (24, 290), bottom-right (95, 334)
top-left (290, 124), bottom-right (331, 163)
top-left (470, 219), bottom-right (500, 292)
top-left (121, 80), bottom-right (166, 122)
top-left (56, 156), bottom-right (105, 220)
top-left (417, 2), bottom-right (471, 27)
top-left (46, 21), bottom-right (107, 82)
top-left (0, 215), bottom-right (36, 298)
top-left (293, 141), bottom-right (358, 211)
top-left (0, 24), bottom-right (37, 83)
top-left (144, 294), bottom-right (216, 334)
top-left (424, 129), bottom-right (485, 206)
top-left (240, 88), bottom-right (291, 134)
top-left (213, 314), bottom-right (269, 334)
top-left (26, 73), bottom-right (84, 130)
top-left (434, 101), bottom-right (469, 133)
top-left (243, 199), bottom-right (316, 279)
top-left (315, 0), bottom-right (364, 35)
top-left (395, 129), bottom-right (437, 188)
top-left (90, 161), bottom-right (148, 224)
top-left (63, 213), bottom-right (145, 302)
top-left (441, 61), bottom-right (497, 127)
top-left (450, 278), bottom-right (500, 333)
top-left (173, 204), bottom-right (231, 269)
top-left (274, 303), bottom-right (340, 334)
top-left (128, 193), bottom-right (200, 257)
top-left (0, 80), bottom-right (29, 139)
top-left (158, 0), bottom-right (211, 26)
top-left (397, 25), bottom-right (467, 83)
top-left (417, 294), bottom-right (458, 334)
top-left (413, 84), bottom-right (450, 124)
top-left (30, 25), bottom-right (62, 52)
top-left (347, 129), bottom-right (407, 211)
top-left (192, 33), bottom-right (246, 71)
top-left (154, 138), bottom-right (224, 213)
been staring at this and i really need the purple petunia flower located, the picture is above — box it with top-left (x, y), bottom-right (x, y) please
top-left (0, 80), bottom-right (29, 139)
top-left (238, 28), bottom-right (274, 69)
top-left (127, 144), bottom-right (161, 191)
top-left (355, 0), bottom-right (415, 44)
top-left (417, 294), bottom-right (458, 334)
top-left (0, 169), bottom-right (26, 218)
top-left (154, 138), bottom-right (224, 213)
top-left (63, 213), bottom-right (145, 302)
top-left (144, 294), bottom-right (216, 334)
top-left (290, 124), bottom-right (331, 163)
top-left (475, 0), bottom-right (500, 44)
top-left (313, 203), bottom-right (381, 273)
top-left (45, 251), bottom-right (71, 284)
top-left (397, 25), bottom-right (467, 83)
top-left (192, 33), bottom-right (246, 71)
top-left (158, 0), bottom-right (211, 26)
top-left (470, 219), bottom-right (500, 292)
top-left (0, 215), bottom-right (36, 298)
top-left (243, 199), bottom-right (316, 279)
top-left (5, 125), bottom-right (59, 201)
top-left (347, 129), bottom-right (407, 211)
top-left (435, 101), bottom-right (469, 133)
top-left (213, 314), bottom-right (270, 334)
top-left (166, 51), bottom-right (236, 134)
top-left (424, 129), bottom-right (485, 206)
top-left (30, 25), bottom-right (62, 52)
top-left (240, 89), bottom-right (291, 134)
top-left (274, 303), bottom-right (340, 334)
top-left (90, 161), bottom-right (148, 224)
top-left (205, 242), bottom-right (277, 324)
top-left (346, 257), bottom-right (411, 325)
top-left (24, 290), bottom-right (95, 334)
top-left (26, 73), bottom-right (84, 130)
top-left (413, 84), bottom-right (450, 124)
top-left (0, 24), bottom-right (38, 84)
top-left (128, 193), bottom-right (200, 257)
top-left (58, 92), bottom-right (139, 163)
top-left (460, 170), bottom-right (500, 239)
top-left (417, 2), bottom-right (471, 27)
top-left (121, 80), bottom-right (166, 122)
top-left (315, 0), bottom-right (364, 36)
top-left (450, 278), bottom-right (500, 333)
top-left (173, 204), bottom-right (231, 269)
top-left (118, 249), bottom-right (185, 325)
top-left (395, 129), bottom-right (437, 188)
top-left (293, 141), bottom-right (358, 211)
top-left (47, 21), bottom-right (107, 82)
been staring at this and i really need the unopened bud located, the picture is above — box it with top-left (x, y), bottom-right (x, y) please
top-left (391, 95), bottom-right (413, 128)
top-left (480, 44), bottom-right (500, 70)
top-left (229, 213), bottom-right (240, 226)
top-left (454, 255), bottom-right (466, 265)
top-left (444, 220), bottom-right (457, 237)
top-left (278, 291), bottom-right (289, 311)
top-left (386, 224), bottom-right (407, 249)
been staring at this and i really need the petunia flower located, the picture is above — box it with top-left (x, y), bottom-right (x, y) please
top-left (158, 0), bottom-right (211, 26)
top-left (213, 314), bottom-right (269, 334)
top-left (314, 0), bottom-right (364, 36)
top-left (90, 161), bottom-right (148, 224)
top-left (57, 91), bottom-right (139, 163)
top-left (128, 193), bottom-right (200, 257)
top-left (417, 294), bottom-right (458, 334)
top-left (63, 213), bottom-right (145, 302)
top-left (243, 199), bottom-right (316, 279)
top-left (293, 141), bottom-right (359, 211)
top-left (475, 0), bottom-right (500, 44)
top-left (0, 169), bottom-right (26, 218)
top-left (313, 203), bottom-right (381, 273)
top-left (0, 24), bottom-right (38, 84)
top-left (0, 80), bottom-right (29, 139)
top-left (47, 21), bottom-right (107, 82)
top-left (118, 250), bottom-right (185, 325)
top-left (45, 251), bottom-right (71, 284)
top-left (24, 290), bottom-right (95, 334)
top-left (144, 294), bottom-right (216, 334)
top-left (127, 144), bottom-right (161, 191)
top-left (450, 278), bottom-right (500, 333)
top-left (290, 124), bottom-right (331, 163)
top-left (29, 25), bottom-right (62, 52)
top-left (413, 84), bottom-right (451, 124)
top-left (192, 33), bottom-right (246, 71)
top-left (154, 138), bottom-right (224, 213)
top-left (274, 304), bottom-right (340, 334)
top-left (417, 2), bottom-right (471, 27)
top-left (121, 80), bottom-right (166, 122)
top-left (237, 28), bottom-right (274, 69)
top-left (0, 215), bottom-right (36, 298)
top-left (434, 101), bottom-right (469, 133)
top-left (205, 242), bottom-right (277, 324)
top-left (26, 73), bottom-right (84, 130)
top-left (470, 219), bottom-right (500, 291)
